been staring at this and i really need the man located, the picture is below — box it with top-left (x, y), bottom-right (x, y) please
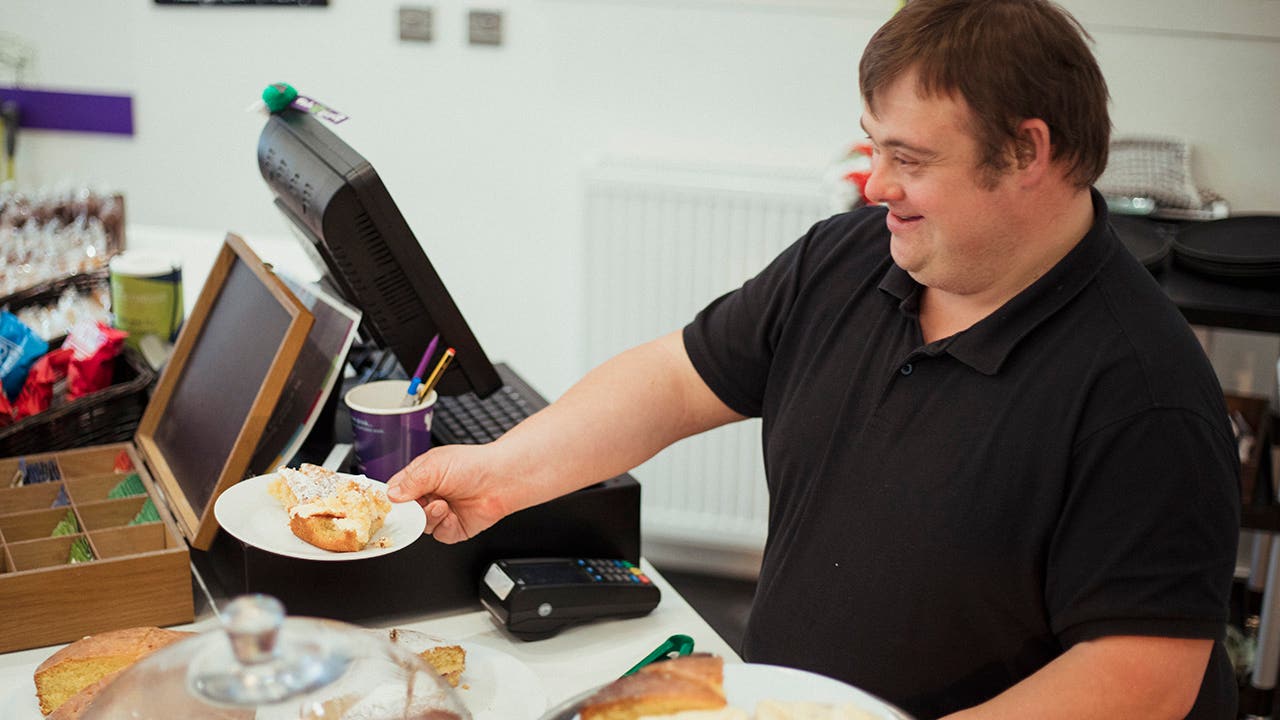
top-left (388, 1), bottom-right (1240, 717)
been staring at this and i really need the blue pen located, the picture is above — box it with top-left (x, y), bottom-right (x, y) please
top-left (405, 333), bottom-right (440, 401)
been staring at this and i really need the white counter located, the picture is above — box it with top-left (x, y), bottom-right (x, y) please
top-left (0, 558), bottom-right (740, 717)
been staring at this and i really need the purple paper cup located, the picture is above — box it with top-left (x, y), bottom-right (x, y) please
top-left (345, 380), bottom-right (437, 482)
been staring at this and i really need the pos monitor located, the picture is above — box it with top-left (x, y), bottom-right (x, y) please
top-left (204, 110), bottom-right (640, 624)
top-left (256, 108), bottom-right (502, 398)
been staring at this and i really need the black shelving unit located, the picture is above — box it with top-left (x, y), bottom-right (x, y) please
top-left (1133, 217), bottom-right (1279, 719)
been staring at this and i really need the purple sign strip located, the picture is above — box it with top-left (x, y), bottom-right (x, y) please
top-left (0, 87), bottom-right (134, 136)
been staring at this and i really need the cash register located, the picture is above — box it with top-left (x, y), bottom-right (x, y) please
top-left (192, 107), bottom-right (641, 622)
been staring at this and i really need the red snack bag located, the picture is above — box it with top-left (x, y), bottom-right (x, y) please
top-left (0, 390), bottom-right (14, 429)
top-left (64, 322), bottom-right (129, 401)
top-left (13, 348), bottom-right (73, 420)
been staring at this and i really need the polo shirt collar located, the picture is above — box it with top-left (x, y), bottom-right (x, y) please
top-left (877, 189), bottom-right (1117, 375)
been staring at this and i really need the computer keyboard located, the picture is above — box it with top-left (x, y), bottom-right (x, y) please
top-left (431, 364), bottom-right (546, 445)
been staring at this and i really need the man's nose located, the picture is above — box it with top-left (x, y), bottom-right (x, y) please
top-left (863, 156), bottom-right (901, 204)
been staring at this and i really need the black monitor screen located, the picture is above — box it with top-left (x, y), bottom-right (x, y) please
top-left (257, 109), bottom-right (501, 397)
top-left (155, 254), bottom-right (289, 514)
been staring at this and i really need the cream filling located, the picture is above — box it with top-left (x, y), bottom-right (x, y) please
top-left (291, 502), bottom-right (372, 540)
top-left (274, 466), bottom-right (391, 548)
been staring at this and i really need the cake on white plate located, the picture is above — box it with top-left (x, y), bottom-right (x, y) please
top-left (578, 654), bottom-right (884, 720)
top-left (269, 464), bottom-right (392, 552)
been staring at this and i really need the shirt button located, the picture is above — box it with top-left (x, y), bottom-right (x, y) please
top-left (899, 363), bottom-right (914, 376)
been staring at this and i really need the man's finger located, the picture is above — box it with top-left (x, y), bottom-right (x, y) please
top-left (422, 499), bottom-right (449, 534)
top-left (386, 451), bottom-right (438, 501)
top-left (432, 513), bottom-right (466, 544)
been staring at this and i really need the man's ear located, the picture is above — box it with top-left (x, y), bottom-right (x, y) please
top-left (1014, 118), bottom-right (1052, 177)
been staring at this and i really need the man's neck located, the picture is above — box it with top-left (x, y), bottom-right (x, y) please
top-left (919, 188), bottom-right (1095, 343)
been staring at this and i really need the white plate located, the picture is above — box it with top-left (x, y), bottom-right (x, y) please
top-left (552, 663), bottom-right (911, 720)
top-left (724, 664), bottom-right (912, 718)
top-left (214, 472), bottom-right (426, 561)
top-left (374, 628), bottom-right (548, 720)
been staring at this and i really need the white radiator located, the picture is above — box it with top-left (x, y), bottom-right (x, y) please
top-left (582, 162), bottom-right (831, 567)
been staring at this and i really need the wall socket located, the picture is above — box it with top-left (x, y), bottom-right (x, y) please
top-left (399, 6), bottom-right (433, 43)
top-left (468, 9), bottom-right (503, 46)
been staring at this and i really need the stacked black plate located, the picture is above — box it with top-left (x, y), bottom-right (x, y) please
top-left (1110, 215), bottom-right (1173, 273)
top-left (1172, 216), bottom-right (1280, 280)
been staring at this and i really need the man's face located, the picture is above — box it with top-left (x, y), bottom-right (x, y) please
top-left (860, 71), bottom-right (1020, 296)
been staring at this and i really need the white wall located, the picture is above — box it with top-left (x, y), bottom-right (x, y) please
top-left (5, 0), bottom-right (1280, 400)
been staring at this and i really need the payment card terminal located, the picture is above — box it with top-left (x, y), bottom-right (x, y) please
top-left (480, 557), bottom-right (661, 640)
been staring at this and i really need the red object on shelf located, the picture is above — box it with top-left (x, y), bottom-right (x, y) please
top-left (13, 348), bottom-right (72, 420)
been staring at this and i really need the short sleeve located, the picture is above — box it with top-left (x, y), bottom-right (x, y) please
top-left (682, 222), bottom-right (823, 418)
top-left (1047, 407), bottom-right (1240, 646)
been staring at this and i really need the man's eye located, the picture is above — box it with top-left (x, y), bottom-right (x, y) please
top-left (895, 156), bottom-right (917, 166)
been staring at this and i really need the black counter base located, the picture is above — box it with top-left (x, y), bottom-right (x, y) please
top-left (192, 475), bottom-right (641, 621)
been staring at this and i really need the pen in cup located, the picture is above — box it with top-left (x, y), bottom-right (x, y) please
top-left (417, 347), bottom-right (455, 403)
top-left (402, 333), bottom-right (440, 407)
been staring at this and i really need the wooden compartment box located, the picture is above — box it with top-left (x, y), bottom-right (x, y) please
top-left (0, 445), bottom-right (192, 653)
top-left (0, 235), bottom-right (313, 653)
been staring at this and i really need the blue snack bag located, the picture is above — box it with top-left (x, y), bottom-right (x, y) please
top-left (0, 311), bottom-right (49, 400)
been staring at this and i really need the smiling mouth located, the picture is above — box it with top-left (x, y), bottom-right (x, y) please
top-left (886, 211), bottom-right (924, 233)
top-left (884, 210), bottom-right (923, 236)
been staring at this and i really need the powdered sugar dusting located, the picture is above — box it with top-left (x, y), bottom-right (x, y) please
top-left (278, 464), bottom-right (347, 503)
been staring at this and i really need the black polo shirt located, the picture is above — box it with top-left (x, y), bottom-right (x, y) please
top-left (683, 191), bottom-right (1240, 718)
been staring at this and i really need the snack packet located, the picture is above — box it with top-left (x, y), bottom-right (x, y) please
top-left (113, 449), bottom-right (134, 472)
top-left (63, 321), bottom-right (128, 400)
top-left (68, 536), bottom-right (93, 564)
top-left (0, 391), bottom-right (13, 429)
top-left (107, 473), bottom-right (145, 498)
top-left (0, 311), bottom-right (49, 400)
top-left (13, 348), bottom-right (72, 420)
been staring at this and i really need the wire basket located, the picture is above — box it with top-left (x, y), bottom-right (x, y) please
top-left (0, 345), bottom-right (155, 457)
top-left (0, 269), bottom-right (112, 342)
top-left (0, 269), bottom-right (109, 309)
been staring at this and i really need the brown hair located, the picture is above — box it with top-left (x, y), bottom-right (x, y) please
top-left (859, 0), bottom-right (1110, 188)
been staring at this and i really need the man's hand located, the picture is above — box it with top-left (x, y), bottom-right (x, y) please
top-left (386, 444), bottom-right (513, 543)
top-left (384, 330), bottom-right (743, 545)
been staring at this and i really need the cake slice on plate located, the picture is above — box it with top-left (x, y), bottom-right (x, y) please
top-left (269, 464), bottom-right (392, 552)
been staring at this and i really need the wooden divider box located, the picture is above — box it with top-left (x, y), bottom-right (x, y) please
top-left (0, 445), bottom-right (191, 653)
top-left (0, 235), bottom-right (312, 653)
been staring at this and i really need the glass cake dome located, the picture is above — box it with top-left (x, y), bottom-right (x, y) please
top-left (82, 595), bottom-right (470, 720)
